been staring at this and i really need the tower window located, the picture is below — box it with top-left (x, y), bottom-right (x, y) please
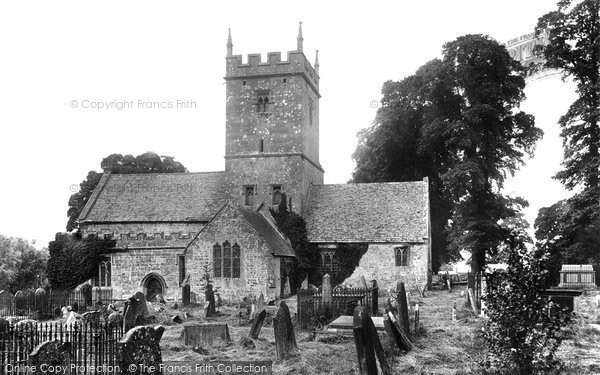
top-left (242, 80), bottom-right (246, 86)
top-left (259, 139), bottom-right (264, 153)
top-left (309, 99), bottom-right (314, 126)
top-left (283, 78), bottom-right (287, 83)
top-left (256, 91), bottom-right (271, 113)
top-left (244, 185), bottom-right (255, 206)
top-left (272, 185), bottom-right (282, 205)
top-left (395, 246), bottom-right (410, 267)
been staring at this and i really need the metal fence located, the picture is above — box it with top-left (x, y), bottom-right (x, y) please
top-left (297, 286), bottom-right (378, 330)
top-left (0, 321), bottom-right (123, 375)
top-left (0, 289), bottom-right (114, 320)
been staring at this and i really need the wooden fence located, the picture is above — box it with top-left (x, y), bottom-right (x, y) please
top-left (0, 321), bottom-right (123, 375)
top-left (0, 289), bottom-right (114, 320)
top-left (297, 286), bottom-right (378, 330)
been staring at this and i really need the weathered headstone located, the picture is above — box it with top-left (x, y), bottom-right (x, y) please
top-left (353, 306), bottom-right (391, 375)
top-left (14, 290), bottom-right (27, 310)
top-left (123, 297), bottom-right (146, 331)
top-left (452, 303), bottom-right (457, 321)
top-left (397, 282), bottom-right (410, 336)
top-left (181, 323), bottom-right (231, 348)
top-left (108, 312), bottom-right (123, 328)
top-left (414, 303), bottom-right (420, 333)
top-left (190, 292), bottom-right (197, 304)
top-left (204, 285), bottom-right (216, 317)
top-left (383, 311), bottom-right (413, 352)
top-left (249, 309), bottom-right (267, 339)
top-left (273, 301), bottom-right (298, 360)
top-left (28, 340), bottom-right (71, 375)
top-left (119, 325), bottom-right (165, 375)
top-left (322, 274), bottom-right (332, 303)
top-left (283, 276), bottom-right (291, 297)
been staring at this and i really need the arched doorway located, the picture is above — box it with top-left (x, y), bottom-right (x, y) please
top-left (141, 273), bottom-right (166, 302)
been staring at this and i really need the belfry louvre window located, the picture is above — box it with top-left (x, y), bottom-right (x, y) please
top-left (395, 246), bottom-right (410, 267)
top-left (245, 185), bottom-right (255, 206)
top-left (256, 91), bottom-right (270, 113)
top-left (272, 185), bottom-right (282, 205)
top-left (213, 241), bottom-right (241, 279)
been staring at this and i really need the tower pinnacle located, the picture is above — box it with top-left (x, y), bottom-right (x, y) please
top-left (227, 28), bottom-right (233, 57)
top-left (297, 22), bottom-right (303, 51)
top-left (315, 50), bottom-right (319, 74)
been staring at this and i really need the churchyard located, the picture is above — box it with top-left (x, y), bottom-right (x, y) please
top-left (1, 281), bottom-right (599, 375)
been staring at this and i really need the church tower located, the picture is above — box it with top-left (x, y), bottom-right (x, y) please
top-left (223, 24), bottom-right (324, 213)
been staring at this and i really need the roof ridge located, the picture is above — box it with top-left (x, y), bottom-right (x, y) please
top-left (109, 170), bottom-right (225, 177)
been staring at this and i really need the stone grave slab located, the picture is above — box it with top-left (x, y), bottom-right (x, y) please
top-left (329, 315), bottom-right (385, 332)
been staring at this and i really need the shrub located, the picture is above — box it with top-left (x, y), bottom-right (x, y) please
top-left (482, 235), bottom-right (570, 374)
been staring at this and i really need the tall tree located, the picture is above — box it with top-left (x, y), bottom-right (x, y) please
top-left (66, 152), bottom-right (187, 231)
top-left (0, 235), bottom-right (48, 292)
top-left (534, 0), bottom-right (600, 264)
top-left (353, 35), bottom-right (542, 272)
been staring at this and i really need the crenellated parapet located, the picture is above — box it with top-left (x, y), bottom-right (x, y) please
top-left (226, 50), bottom-right (319, 93)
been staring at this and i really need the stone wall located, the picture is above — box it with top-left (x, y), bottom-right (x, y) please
top-left (574, 289), bottom-right (600, 323)
top-left (110, 248), bottom-right (183, 301)
top-left (187, 204), bottom-right (282, 302)
top-left (342, 242), bottom-right (430, 292)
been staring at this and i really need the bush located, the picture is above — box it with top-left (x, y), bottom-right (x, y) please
top-left (482, 235), bottom-right (570, 374)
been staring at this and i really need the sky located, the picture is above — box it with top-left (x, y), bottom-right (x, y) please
top-left (0, 0), bottom-right (576, 248)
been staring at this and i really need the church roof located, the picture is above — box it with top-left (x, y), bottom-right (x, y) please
top-left (303, 180), bottom-right (430, 243)
top-left (238, 206), bottom-right (296, 257)
top-left (78, 172), bottom-right (227, 223)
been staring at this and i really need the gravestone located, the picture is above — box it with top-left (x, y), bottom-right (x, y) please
top-left (123, 296), bottom-right (147, 331)
top-left (190, 292), bottom-right (197, 304)
top-left (256, 293), bottom-right (265, 311)
top-left (322, 274), bottom-right (332, 303)
top-left (353, 306), bottom-right (391, 375)
top-left (301, 276), bottom-right (308, 290)
top-left (205, 285), bottom-right (216, 317)
top-left (283, 277), bottom-right (291, 297)
top-left (14, 290), bottom-right (27, 310)
top-left (119, 325), bottom-right (165, 375)
top-left (273, 301), bottom-right (298, 360)
top-left (108, 312), bottom-right (123, 328)
top-left (249, 309), bottom-right (267, 339)
top-left (28, 340), bottom-right (71, 375)
top-left (397, 282), bottom-right (410, 336)
top-left (383, 311), bottom-right (412, 352)
top-left (0, 290), bottom-right (13, 311)
top-left (181, 323), bottom-right (231, 348)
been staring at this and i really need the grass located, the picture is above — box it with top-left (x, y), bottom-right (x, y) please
top-left (157, 288), bottom-right (600, 374)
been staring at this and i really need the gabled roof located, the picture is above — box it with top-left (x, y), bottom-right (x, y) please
top-left (188, 202), bottom-right (295, 258)
top-left (78, 172), bottom-right (226, 223)
top-left (303, 180), bottom-right (430, 243)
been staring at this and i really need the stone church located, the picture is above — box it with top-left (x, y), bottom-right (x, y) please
top-left (77, 25), bottom-right (432, 302)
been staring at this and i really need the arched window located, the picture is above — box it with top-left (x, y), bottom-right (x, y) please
top-left (94, 257), bottom-right (111, 287)
top-left (213, 243), bottom-right (222, 277)
top-left (395, 246), bottom-right (410, 267)
top-left (213, 241), bottom-right (241, 279)
top-left (232, 243), bottom-right (241, 278)
top-left (223, 241), bottom-right (232, 278)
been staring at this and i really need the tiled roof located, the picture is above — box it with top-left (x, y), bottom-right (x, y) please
top-left (304, 180), bottom-right (429, 243)
top-left (78, 172), bottom-right (226, 222)
top-left (239, 206), bottom-right (296, 257)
